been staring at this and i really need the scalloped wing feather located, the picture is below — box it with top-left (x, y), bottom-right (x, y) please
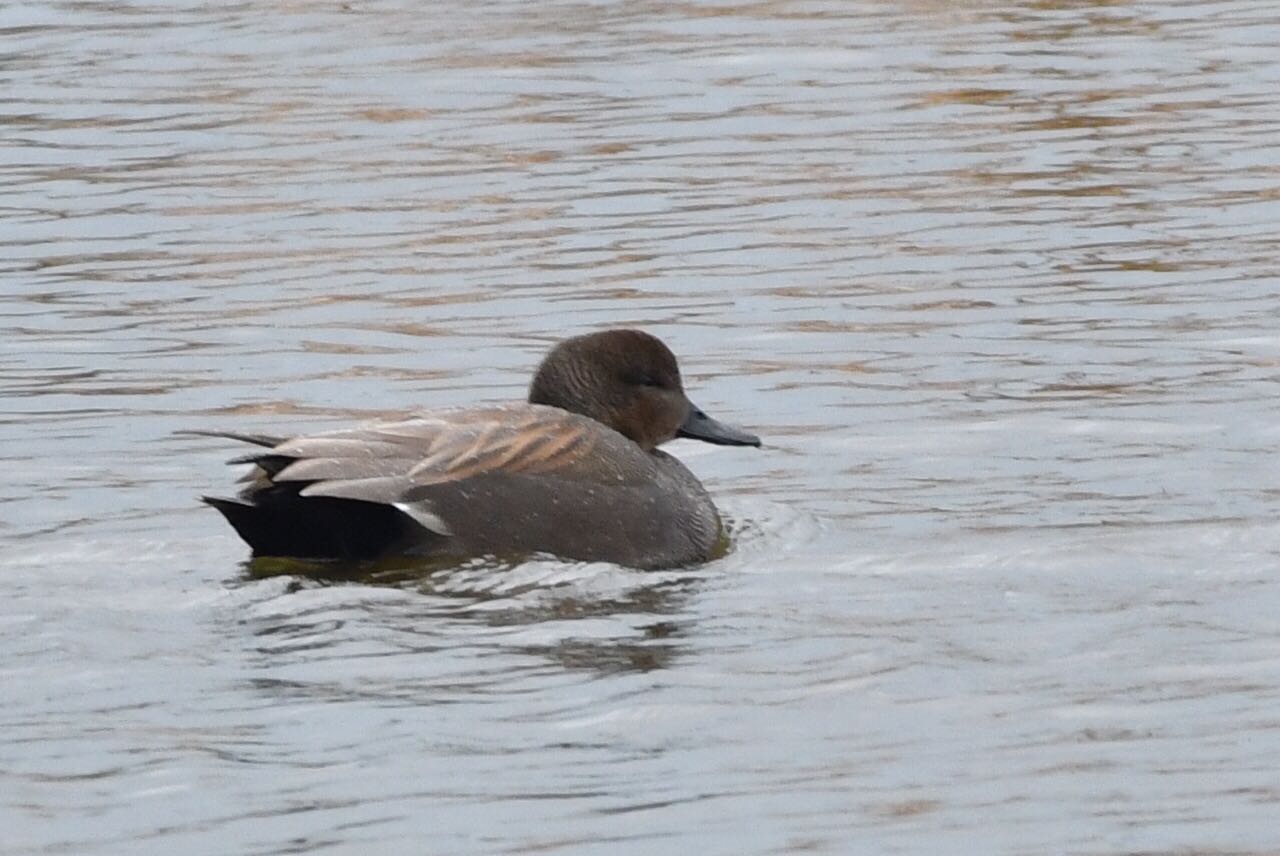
top-left (261, 405), bottom-right (617, 505)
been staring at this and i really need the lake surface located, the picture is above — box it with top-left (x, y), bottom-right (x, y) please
top-left (3, 0), bottom-right (1280, 852)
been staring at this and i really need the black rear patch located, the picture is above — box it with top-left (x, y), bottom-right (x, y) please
top-left (203, 484), bottom-right (415, 560)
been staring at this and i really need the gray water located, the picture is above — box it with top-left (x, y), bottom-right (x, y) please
top-left (3, 0), bottom-right (1280, 853)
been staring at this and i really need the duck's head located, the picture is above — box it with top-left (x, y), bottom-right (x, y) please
top-left (528, 329), bottom-right (762, 452)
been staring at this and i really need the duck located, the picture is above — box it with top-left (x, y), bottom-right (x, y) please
top-left (192, 329), bottom-right (761, 569)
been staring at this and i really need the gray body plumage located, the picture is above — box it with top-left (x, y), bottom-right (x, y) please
top-left (201, 403), bottom-right (724, 569)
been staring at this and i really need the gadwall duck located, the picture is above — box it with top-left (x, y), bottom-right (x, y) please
top-left (194, 329), bottom-right (760, 569)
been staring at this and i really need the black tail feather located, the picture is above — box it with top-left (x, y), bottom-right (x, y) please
top-left (202, 488), bottom-right (418, 560)
top-left (227, 453), bottom-right (295, 475)
top-left (177, 429), bottom-right (286, 449)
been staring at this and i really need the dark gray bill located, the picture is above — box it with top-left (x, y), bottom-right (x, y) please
top-left (677, 404), bottom-right (761, 447)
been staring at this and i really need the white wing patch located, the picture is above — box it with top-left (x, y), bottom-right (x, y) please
top-left (392, 501), bottom-right (453, 536)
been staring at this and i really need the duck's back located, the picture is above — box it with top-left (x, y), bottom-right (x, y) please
top-left (204, 404), bottom-right (723, 569)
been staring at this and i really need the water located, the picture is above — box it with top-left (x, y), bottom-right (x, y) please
top-left (3, 0), bottom-right (1280, 852)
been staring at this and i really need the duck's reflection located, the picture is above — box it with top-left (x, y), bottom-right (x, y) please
top-left (234, 555), bottom-right (701, 704)
top-left (529, 620), bottom-right (682, 674)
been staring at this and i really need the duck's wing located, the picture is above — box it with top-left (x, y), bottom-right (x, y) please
top-left (223, 404), bottom-right (631, 533)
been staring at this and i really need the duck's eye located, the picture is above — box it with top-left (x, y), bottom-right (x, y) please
top-left (624, 371), bottom-right (670, 389)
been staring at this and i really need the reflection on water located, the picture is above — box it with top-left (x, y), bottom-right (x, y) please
top-left (4, 0), bottom-right (1280, 853)
top-left (238, 557), bottom-right (700, 688)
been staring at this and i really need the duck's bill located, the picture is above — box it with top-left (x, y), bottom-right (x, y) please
top-left (678, 405), bottom-right (761, 447)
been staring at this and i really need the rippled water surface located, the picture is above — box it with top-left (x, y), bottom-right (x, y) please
top-left (4, 0), bottom-right (1280, 852)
